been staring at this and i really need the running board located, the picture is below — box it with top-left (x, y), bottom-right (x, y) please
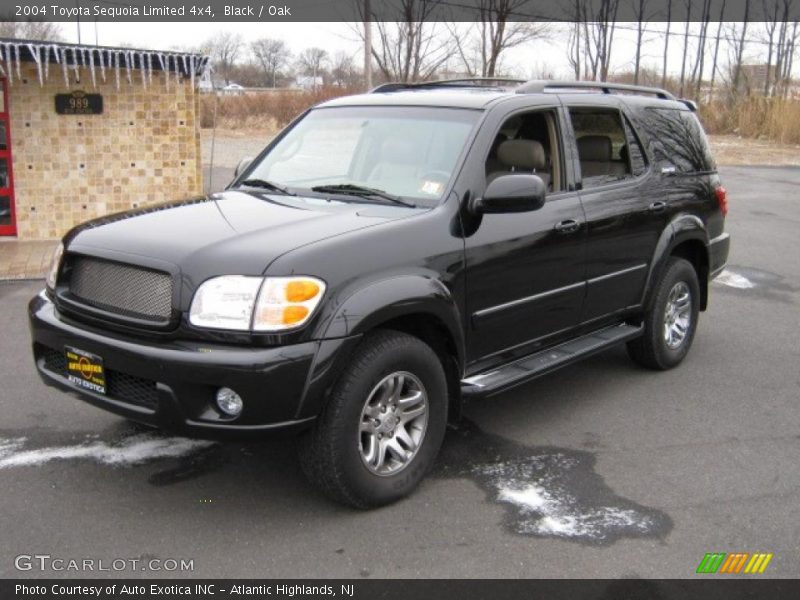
top-left (461, 323), bottom-right (642, 398)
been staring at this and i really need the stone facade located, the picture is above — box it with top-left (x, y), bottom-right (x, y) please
top-left (7, 63), bottom-right (202, 239)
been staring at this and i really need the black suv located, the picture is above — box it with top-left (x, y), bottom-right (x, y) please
top-left (29, 79), bottom-right (730, 507)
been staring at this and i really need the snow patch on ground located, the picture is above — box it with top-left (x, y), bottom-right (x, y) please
top-left (714, 269), bottom-right (756, 289)
top-left (0, 434), bottom-right (214, 469)
top-left (475, 455), bottom-right (657, 543)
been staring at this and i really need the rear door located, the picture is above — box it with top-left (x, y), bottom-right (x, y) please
top-left (463, 102), bottom-right (586, 370)
top-left (567, 100), bottom-right (664, 322)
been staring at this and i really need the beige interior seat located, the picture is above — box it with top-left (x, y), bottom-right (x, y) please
top-left (577, 135), bottom-right (627, 178)
top-left (489, 139), bottom-right (551, 189)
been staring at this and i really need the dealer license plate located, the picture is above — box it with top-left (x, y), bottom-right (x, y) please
top-left (65, 346), bottom-right (106, 395)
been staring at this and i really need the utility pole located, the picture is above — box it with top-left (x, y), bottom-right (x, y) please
top-left (76, 0), bottom-right (81, 44)
top-left (364, 0), bottom-right (372, 90)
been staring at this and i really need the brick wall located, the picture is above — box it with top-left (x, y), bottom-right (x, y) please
top-left (7, 63), bottom-right (202, 239)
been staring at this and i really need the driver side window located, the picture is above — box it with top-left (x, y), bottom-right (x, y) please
top-left (485, 110), bottom-right (562, 193)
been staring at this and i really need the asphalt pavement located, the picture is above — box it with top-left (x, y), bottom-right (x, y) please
top-left (0, 166), bottom-right (798, 579)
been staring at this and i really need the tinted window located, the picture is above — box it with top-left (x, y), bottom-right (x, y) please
top-left (642, 108), bottom-right (716, 173)
top-left (569, 108), bottom-right (632, 187)
top-left (622, 115), bottom-right (648, 177)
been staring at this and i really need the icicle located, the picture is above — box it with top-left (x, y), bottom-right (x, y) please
top-left (157, 53), bottom-right (168, 90)
top-left (0, 47), bottom-right (5, 78)
top-left (98, 49), bottom-right (106, 83)
top-left (139, 52), bottom-right (146, 88)
top-left (113, 51), bottom-right (120, 90)
top-left (4, 43), bottom-right (13, 84)
top-left (26, 44), bottom-right (44, 86)
top-left (58, 47), bottom-right (69, 88)
top-left (43, 45), bottom-right (51, 82)
top-left (189, 55), bottom-right (195, 90)
top-left (146, 53), bottom-right (152, 85)
top-left (87, 49), bottom-right (96, 88)
top-left (13, 43), bottom-right (21, 80)
top-left (124, 50), bottom-right (132, 84)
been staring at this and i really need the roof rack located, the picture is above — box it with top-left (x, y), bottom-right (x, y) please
top-left (516, 80), bottom-right (676, 101)
top-left (371, 77), bottom-right (526, 93)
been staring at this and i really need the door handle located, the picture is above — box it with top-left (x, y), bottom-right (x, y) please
top-left (555, 219), bottom-right (580, 234)
top-left (649, 201), bottom-right (667, 213)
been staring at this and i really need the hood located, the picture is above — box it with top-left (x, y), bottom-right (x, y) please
top-left (65, 190), bottom-right (416, 279)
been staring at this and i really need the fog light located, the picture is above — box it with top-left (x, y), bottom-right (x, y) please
top-left (216, 387), bottom-right (243, 416)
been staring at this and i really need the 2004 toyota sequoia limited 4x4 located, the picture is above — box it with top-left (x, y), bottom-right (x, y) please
top-left (29, 79), bottom-right (730, 507)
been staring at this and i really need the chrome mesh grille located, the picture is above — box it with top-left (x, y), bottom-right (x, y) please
top-left (68, 256), bottom-right (172, 322)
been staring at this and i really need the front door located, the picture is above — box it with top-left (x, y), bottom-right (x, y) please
top-left (464, 106), bottom-right (586, 370)
top-left (0, 77), bottom-right (16, 236)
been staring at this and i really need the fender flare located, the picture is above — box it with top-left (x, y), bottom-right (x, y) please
top-left (296, 276), bottom-right (466, 420)
top-left (641, 214), bottom-right (710, 310)
top-left (321, 275), bottom-right (465, 365)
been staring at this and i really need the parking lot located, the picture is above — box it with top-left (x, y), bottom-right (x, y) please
top-left (0, 165), bottom-right (798, 578)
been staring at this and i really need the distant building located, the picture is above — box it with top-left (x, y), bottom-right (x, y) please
top-left (739, 64), bottom-right (779, 94)
top-left (295, 75), bottom-right (323, 90)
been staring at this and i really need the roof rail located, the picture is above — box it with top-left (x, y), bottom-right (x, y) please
top-left (516, 80), bottom-right (676, 101)
top-left (371, 77), bottom-right (526, 93)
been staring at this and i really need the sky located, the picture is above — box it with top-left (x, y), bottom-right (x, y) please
top-left (65, 21), bottom-right (768, 81)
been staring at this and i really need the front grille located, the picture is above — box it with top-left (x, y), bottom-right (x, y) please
top-left (67, 256), bottom-right (172, 322)
top-left (40, 346), bottom-right (158, 409)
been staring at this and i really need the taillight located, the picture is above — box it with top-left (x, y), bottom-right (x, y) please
top-left (714, 186), bottom-right (728, 217)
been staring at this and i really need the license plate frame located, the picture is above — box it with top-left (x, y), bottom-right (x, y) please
top-left (65, 346), bottom-right (106, 395)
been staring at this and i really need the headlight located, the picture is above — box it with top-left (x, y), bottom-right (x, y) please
top-left (189, 275), bottom-right (325, 332)
top-left (189, 276), bottom-right (262, 330)
top-left (252, 276), bottom-right (326, 331)
top-left (45, 242), bottom-right (64, 290)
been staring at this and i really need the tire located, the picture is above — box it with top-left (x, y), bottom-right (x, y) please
top-left (298, 330), bottom-right (448, 508)
top-left (627, 257), bottom-right (700, 370)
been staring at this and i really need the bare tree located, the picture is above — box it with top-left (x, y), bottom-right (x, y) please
top-left (449, 1), bottom-right (550, 78)
top-left (330, 51), bottom-right (362, 87)
top-left (251, 38), bottom-right (292, 88)
top-left (0, 21), bottom-right (63, 41)
top-left (204, 31), bottom-right (244, 85)
top-left (662, 0), bottom-right (672, 88)
top-left (631, 0), bottom-right (649, 85)
top-left (691, 0), bottom-right (713, 98)
top-left (353, 0), bottom-right (454, 82)
top-left (564, 0), bottom-right (618, 81)
top-left (730, 0), bottom-right (751, 94)
top-left (709, 0), bottom-right (727, 95)
top-left (679, 1), bottom-right (692, 96)
top-left (297, 47), bottom-right (329, 88)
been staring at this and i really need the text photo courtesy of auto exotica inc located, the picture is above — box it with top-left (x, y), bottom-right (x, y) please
top-left (0, 1), bottom-right (799, 598)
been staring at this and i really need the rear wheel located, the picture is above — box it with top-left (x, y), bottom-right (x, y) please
top-left (627, 257), bottom-right (700, 370)
top-left (298, 330), bottom-right (448, 508)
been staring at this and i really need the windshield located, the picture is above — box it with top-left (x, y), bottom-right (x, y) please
top-left (242, 106), bottom-right (480, 206)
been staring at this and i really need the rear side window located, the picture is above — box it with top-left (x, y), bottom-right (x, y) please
top-left (622, 115), bottom-right (648, 177)
top-left (642, 108), bottom-right (716, 173)
top-left (569, 108), bottom-right (634, 187)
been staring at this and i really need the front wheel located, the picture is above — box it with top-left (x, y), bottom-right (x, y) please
top-left (298, 330), bottom-right (448, 508)
top-left (627, 257), bottom-right (700, 370)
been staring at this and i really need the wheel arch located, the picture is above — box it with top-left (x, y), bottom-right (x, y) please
top-left (301, 276), bottom-right (466, 423)
top-left (643, 216), bottom-right (710, 311)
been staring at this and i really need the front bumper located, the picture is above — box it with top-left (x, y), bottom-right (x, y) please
top-left (28, 292), bottom-right (355, 438)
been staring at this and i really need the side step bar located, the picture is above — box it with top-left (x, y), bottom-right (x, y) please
top-left (461, 323), bottom-right (643, 399)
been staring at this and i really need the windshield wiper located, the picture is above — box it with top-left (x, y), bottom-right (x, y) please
top-left (310, 183), bottom-right (416, 208)
top-left (238, 178), bottom-right (296, 196)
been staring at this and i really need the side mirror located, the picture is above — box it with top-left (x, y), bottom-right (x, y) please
top-left (472, 173), bottom-right (546, 213)
top-left (472, 174), bottom-right (546, 214)
top-left (234, 157), bottom-right (254, 179)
